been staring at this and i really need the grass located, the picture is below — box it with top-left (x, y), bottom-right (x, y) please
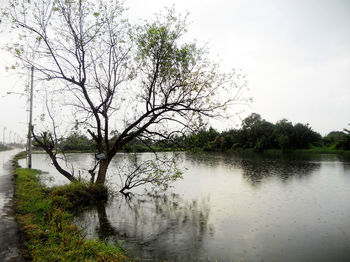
top-left (12, 152), bottom-right (129, 262)
top-left (225, 146), bottom-right (350, 155)
top-left (262, 147), bottom-right (350, 155)
top-left (293, 146), bottom-right (350, 154)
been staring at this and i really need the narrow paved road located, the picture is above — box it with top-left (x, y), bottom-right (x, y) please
top-left (0, 149), bottom-right (24, 262)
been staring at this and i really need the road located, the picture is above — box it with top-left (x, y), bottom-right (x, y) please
top-left (0, 149), bottom-right (24, 262)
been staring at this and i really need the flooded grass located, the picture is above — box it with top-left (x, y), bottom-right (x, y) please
top-left (12, 152), bottom-right (129, 261)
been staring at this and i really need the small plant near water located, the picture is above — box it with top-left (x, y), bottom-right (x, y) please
top-left (12, 152), bottom-right (129, 261)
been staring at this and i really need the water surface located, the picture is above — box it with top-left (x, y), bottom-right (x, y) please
top-left (20, 152), bottom-right (350, 262)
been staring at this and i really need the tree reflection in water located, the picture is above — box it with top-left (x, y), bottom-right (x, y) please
top-left (184, 152), bottom-right (322, 185)
top-left (236, 158), bottom-right (321, 184)
top-left (76, 192), bottom-right (214, 261)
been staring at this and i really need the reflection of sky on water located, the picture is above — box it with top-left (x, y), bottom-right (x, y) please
top-left (20, 152), bottom-right (350, 261)
top-left (0, 149), bottom-right (21, 212)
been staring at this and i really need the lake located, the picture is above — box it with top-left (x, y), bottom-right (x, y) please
top-left (19, 152), bottom-right (350, 262)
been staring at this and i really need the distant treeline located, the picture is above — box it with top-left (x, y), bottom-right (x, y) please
top-left (36, 113), bottom-right (350, 153)
top-left (177, 113), bottom-right (350, 152)
top-left (0, 144), bottom-right (10, 151)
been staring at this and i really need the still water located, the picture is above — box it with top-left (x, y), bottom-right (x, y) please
top-left (20, 152), bottom-right (350, 261)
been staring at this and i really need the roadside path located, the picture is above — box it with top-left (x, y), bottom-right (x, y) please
top-left (0, 149), bottom-right (24, 262)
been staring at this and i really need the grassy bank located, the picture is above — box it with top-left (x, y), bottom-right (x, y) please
top-left (224, 146), bottom-right (350, 155)
top-left (261, 147), bottom-right (350, 155)
top-left (293, 147), bottom-right (350, 154)
top-left (12, 152), bottom-right (129, 262)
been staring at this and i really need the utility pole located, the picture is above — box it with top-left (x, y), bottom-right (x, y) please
top-left (27, 66), bottom-right (34, 168)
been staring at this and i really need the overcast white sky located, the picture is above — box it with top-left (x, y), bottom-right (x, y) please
top-left (0, 0), bottom-right (349, 142)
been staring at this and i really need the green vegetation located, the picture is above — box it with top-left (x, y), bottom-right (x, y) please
top-left (7, 0), bottom-right (246, 186)
top-left (0, 144), bottom-right (10, 151)
top-left (59, 132), bottom-right (96, 152)
top-left (179, 113), bottom-right (350, 153)
top-left (49, 114), bottom-right (350, 155)
top-left (33, 131), bottom-right (175, 153)
top-left (323, 128), bottom-right (350, 150)
top-left (12, 152), bottom-right (129, 261)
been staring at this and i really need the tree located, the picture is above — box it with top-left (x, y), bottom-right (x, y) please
top-left (273, 119), bottom-right (294, 150)
top-left (60, 131), bottom-right (95, 151)
top-left (323, 131), bottom-right (347, 147)
top-left (242, 113), bottom-right (262, 130)
top-left (293, 123), bottom-right (322, 149)
top-left (185, 127), bottom-right (219, 151)
top-left (4, 0), bottom-right (247, 190)
top-left (335, 125), bottom-right (350, 150)
top-left (238, 113), bottom-right (275, 150)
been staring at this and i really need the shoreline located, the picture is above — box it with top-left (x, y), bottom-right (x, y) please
top-left (12, 152), bottom-right (129, 261)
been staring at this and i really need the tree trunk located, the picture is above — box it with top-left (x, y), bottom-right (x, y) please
top-left (95, 159), bottom-right (109, 184)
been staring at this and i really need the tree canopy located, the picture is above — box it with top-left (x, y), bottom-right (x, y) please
top-left (4, 0), bottom-right (248, 190)
top-left (181, 113), bottom-right (324, 152)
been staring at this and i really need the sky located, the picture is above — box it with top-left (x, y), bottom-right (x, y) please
top-left (0, 0), bottom-right (349, 143)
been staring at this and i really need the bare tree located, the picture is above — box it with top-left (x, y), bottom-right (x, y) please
top-left (114, 153), bottom-right (182, 193)
top-left (4, 0), bottom-right (248, 189)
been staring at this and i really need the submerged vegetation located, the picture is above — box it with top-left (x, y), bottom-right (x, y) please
top-left (12, 152), bottom-right (128, 261)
